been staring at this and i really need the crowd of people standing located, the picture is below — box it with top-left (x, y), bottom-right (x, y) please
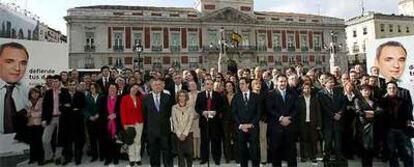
top-left (16, 62), bottom-right (413, 167)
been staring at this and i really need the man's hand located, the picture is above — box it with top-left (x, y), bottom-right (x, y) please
top-left (365, 110), bottom-right (374, 119)
top-left (42, 121), bottom-right (47, 128)
top-left (202, 111), bottom-right (209, 118)
top-left (108, 113), bottom-right (116, 120)
top-left (334, 113), bottom-right (341, 121)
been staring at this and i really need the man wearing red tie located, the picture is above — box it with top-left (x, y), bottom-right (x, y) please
top-left (195, 79), bottom-right (223, 165)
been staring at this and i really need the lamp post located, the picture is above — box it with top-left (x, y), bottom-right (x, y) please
top-left (134, 40), bottom-right (143, 72)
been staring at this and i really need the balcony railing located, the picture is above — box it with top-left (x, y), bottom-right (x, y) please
top-left (273, 46), bottom-right (281, 52)
top-left (84, 45), bottom-right (96, 52)
top-left (301, 46), bottom-right (309, 52)
top-left (352, 46), bottom-right (360, 53)
top-left (113, 45), bottom-right (124, 52)
top-left (152, 45), bottom-right (163, 52)
top-left (314, 46), bottom-right (322, 51)
top-left (257, 45), bottom-right (267, 52)
top-left (288, 46), bottom-right (296, 52)
top-left (170, 45), bottom-right (181, 52)
top-left (188, 46), bottom-right (199, 52)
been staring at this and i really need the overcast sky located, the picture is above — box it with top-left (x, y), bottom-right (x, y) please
top-left (1, 0), bottom-right (399, 35)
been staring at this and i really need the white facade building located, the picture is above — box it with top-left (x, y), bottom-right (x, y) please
top-left (65, 0), bottom-right (347, 73)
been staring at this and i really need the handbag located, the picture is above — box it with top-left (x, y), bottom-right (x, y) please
top-left (118, 127), bottom-right (136, 145)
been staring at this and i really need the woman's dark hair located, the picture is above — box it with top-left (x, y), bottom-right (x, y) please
top-left (224, 81), bottom-right (236, 94)
top-left (189, 70), bottom-right (199, 83)
top-left (28, 87), bottom-right (42, 101)
top-left (90, 82), bottom-right (102, 94)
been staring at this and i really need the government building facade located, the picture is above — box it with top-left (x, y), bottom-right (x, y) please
top-left (65, 0), bottom-right (347, 73)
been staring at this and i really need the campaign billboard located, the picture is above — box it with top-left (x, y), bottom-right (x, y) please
top-left (366, 35), bottom-right (414, 113)
top-left (0, 38), bottom-right (68, 86)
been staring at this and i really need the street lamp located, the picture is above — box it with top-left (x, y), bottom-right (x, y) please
top-left (134, 40), bottom-right (143, 72)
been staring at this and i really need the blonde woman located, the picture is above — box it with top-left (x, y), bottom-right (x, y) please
top-left (171, 90), bottom-right (195, 167)
top-left (187, 81), bottom-right (201, 160)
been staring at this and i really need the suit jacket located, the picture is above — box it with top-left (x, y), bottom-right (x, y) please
top-left (261, 80), bottom-right (274, 94)
top-left (317, 88), bottom-right (346, 129)
top-left (96, 77), bottom-right (115, 94)
top-left (42, 88), bottom-right (70, 125)
top-left (266, 89), bottom-right (298, 129)
top-left (231, 92), bottom-right (262, 127)
top-left (195, 90), bottom-right (223, 123)
top-left (98, 95), bottom-right (123, 138)
top-left (296, 95), bottom-right (322, 129)
top-left (142, 92), bottom-right (173, 137)
top-left (398, 87), bottom-right (413, 113)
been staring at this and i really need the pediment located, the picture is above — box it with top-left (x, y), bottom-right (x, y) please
top-left (201, 7), bottom-right (258, 24)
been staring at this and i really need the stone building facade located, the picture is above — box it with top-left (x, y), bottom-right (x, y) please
top-left (65, 0), bottom-right (347, 73)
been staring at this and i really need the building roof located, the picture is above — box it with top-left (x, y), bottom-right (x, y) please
top-left (346, 12), bottom-right (414, 25)
top-left (254, 11), bottom-right (342, 20)
top-left (74, 5), bottom-right (197, 13)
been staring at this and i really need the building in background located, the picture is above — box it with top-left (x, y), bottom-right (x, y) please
top-left (345, 12), bottom-right (414, 69)
top-left (65, 0), bottom-right (347, 73)
top-left (0, 2), bottom-right (66, 43)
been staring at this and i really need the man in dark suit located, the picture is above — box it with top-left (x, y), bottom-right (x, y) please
top-left (61, 80), bottom-right (86, 165)
top-left (261, 71), bottom-right (274, 93)
top-left (142, 78), bottom-right (173, 167)
top-left (166, 73), bottom-right (188, 102)
top-left (96, 66), bottom-right (115, 94)
top-left (296, 83), bottom-right (321, 163)
top-left (195, 78), bottom-right (223, 165)
top-left (266, 74), bottom-right (299, 167)
top-left (317, 75), bottom-right (346, 161)
top-left (41, 75), bottom-right (68, 165)
top-left (232, 78), bottom-right (262, 167)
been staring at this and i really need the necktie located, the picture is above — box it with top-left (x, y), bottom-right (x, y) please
top-left (4, 85), bottom-right (16, 133)
top-left (281, 91), bottom-right (285, 103)
top-left (207, 92), bottom-right (212, 111)
top-left (155, 94), bottom-right (160, 112)
top-left (244, 93), bottom-right (248, 105)
top-left (328, 90), bottom-right (333, 99)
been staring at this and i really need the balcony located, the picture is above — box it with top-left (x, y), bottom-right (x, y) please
top-left (202, 45), bottom-right (257, 53)
top-left (112, 45), bottom-right (124, 52)
top-left (288, 46), bottom-right (296, 52)
top-left (257, 45), bottom-right (267, 52)
top-left (84, 45), bottom-right (96, 52)
top-left (352, 46), bottom-right (360, 53)
top-left (314, 46), bottom-right (322, 51)
top-left (170, 45), bottom-right (181, 52)
top-left (188, 46), bottom-right (199, 52)
top-left (273, 46), bottom-right (281, 52)
top-left (301, 46), bottom-right (309, 52)
top-left (152, 45), bottom-right (163, 52)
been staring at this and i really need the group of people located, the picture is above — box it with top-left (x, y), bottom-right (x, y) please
top-left (0, 42), bottom-right (413, 167)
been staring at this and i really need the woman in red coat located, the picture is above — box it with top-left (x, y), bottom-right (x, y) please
top-left (120, 83), bottom-right (144, 166)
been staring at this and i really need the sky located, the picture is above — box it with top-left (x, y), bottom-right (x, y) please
top-left (0, 0), bottom-right (399, 35)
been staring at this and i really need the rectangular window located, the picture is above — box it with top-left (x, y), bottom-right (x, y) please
top-left (207, 30), bottom-right (217, 46)
top-left (380, 24), bottom-right (385, 32)
top-left (85, 32), bottom-right (95, 46)
top-left (273, 33), bottom-right (281, 47)
top-left (133, 32), bottom-right (142, 46)
top-left (241, 31), bottom-right (250, 46)
top-left (287, 35), bottom-right (294, 48)
top-left (188, 32), bottom-right (198, 46)
top-left (398, 25), bottom-right (401, 32)
top-left (363, 27), bottom-right (367, 35)
top-left (353, 30), bottom-right (357, 37)
top-left (407, 26), bottom-right (410, 33)
top-left (389, 24), bottom-right (393, 32)
top-left (301, 35), bottom-right (308, 48)
top-left (170, 32), bottom-right (180, 46)
top-left (257, 33), bottom-right (266, 51)
top-left (152, 32), bottom-right (162, 46)
top-left (113, 32), bottom-right (123, 47)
